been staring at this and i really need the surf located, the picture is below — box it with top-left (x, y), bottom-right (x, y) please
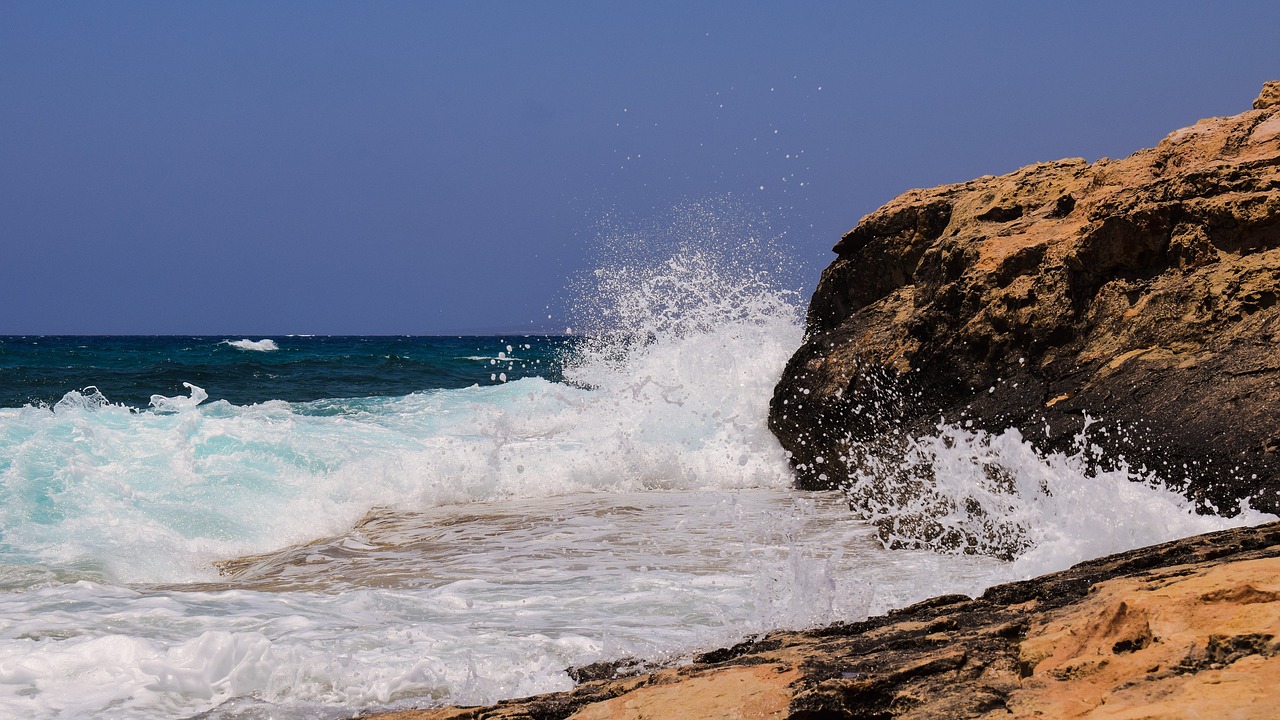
top-left (223, 339), bottom-right (279, 352)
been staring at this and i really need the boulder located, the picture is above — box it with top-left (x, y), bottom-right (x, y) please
top-left (770, 83), bottom-right (1280, 527)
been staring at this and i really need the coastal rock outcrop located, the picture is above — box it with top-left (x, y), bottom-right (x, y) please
top-left (355, 521), bottom-right (1280, 719)
top-left (769, 83), bottom-right (1280, 525)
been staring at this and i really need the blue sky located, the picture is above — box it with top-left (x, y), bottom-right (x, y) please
top-left (2, 2), bottom-right (1278, 334)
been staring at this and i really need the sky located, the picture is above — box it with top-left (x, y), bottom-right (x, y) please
top-left (2, 1), bottom-right (1278, 334)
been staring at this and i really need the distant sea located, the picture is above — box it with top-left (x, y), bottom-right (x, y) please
top-left (0, 335), bottom-right (569, 409)
top-left (1, 286), bottom-right (1266, 718)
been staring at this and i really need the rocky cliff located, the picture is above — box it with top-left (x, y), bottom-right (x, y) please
top-left (356, 521), bottom-right (1280, 720)
top-left (770, 82), bottom-right (1280, 531)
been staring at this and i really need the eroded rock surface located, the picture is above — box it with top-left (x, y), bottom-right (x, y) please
top-left (354, 521), bottom-right (1280, 720)
top-left (770, 83), bottom-right (1280, 519)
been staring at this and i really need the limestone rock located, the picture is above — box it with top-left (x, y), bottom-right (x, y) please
top-left (770, 83), bottom-right (1280, 528)
top-left (1255, 80), bottom-right (1280, 110)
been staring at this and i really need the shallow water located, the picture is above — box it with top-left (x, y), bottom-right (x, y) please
top-left (0, 488), bottom-right (1015, 720)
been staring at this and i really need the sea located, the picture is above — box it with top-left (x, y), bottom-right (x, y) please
top-left (1, 244), bottom-right (1273, 719)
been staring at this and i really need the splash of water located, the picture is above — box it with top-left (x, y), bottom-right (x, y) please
top-left (563, 197), bottom-right (802, 385)
top-left (841, 420), bottom-right (1274, 574)
top-left (149, 382), bottom-right (208, 413)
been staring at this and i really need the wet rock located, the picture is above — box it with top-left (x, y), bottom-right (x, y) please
top-left (770, 82), bottom-right (1280, 528)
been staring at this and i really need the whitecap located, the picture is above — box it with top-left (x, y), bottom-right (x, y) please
top-left (51, 386), bottom-right (113, 413)
top-left (222, 339), bottom-right (279, 352)
top-left (148, 382), bottom-right (208, 414)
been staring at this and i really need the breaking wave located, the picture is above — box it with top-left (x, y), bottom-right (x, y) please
top-left (223, 339), bottom-right (279, 352)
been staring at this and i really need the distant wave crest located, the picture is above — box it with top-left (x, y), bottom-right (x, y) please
top-left (224, 338), bottom-right (279, 352)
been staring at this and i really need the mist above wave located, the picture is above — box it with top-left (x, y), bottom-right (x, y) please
top-left (563, 198), bottom-right (801, 383)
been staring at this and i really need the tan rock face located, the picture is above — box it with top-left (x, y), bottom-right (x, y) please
top-left (1011, 557), bottom-right (1280, 719)
top-left (770, 83), bottom-right (1280, 533)
top-left (366, 665), bottom-right (799, 720)
top-left (567, 665), bottom-right (798, 720)
top-left (1255, 80), bottom-right (1280, 110)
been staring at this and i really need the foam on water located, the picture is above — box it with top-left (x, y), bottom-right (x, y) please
top-left (0, 200), bottom-right (1274, 718)
top-left (0, 490), bottom-right (1005, 719)
top-left (223, 339), bottom-right (279, 352)
top-left (148, 382), bottom-right (208, 414)
top-left (0, 204), bottom-right (804, 588)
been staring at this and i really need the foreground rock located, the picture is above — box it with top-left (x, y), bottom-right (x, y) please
top-left (354, 520), bottom-right (1280, 719)
top-left (770, 83), bottom-right (1280, 522)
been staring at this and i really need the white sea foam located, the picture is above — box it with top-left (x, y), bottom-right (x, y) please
top-left (0, 491), bottom-right (1000, 720)
top-left (148, 382), bottom-right (208, 413)
top-left (223, 339), bottom-right (279, 352)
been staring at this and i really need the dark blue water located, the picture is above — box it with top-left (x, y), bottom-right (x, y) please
top-left (0, 336), bottom-right (571, 409)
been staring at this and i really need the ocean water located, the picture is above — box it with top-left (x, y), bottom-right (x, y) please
top-left (1, 240), bottom-right (1273, 719)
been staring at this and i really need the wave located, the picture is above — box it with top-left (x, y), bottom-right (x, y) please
top-left (0, 257), bottom-right (803, 586)
top-left (223, 339), bottom-right (279, 352)
top-left (149, 382), bottom-right (208, 413)
top-left (1, 200), bottom-right (1271, 590)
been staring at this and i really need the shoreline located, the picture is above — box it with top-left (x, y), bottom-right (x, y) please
top-left (353, 520), bottom-right (1280, 719)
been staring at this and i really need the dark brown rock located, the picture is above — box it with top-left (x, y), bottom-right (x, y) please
top-left (770, 83), bottom-right (1280, 534)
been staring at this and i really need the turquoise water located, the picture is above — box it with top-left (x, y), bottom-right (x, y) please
top-left (0, 335), bottom-right (572, 588)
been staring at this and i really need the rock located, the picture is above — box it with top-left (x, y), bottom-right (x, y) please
top-left (1255, 80), bottom-right (1280, 110)
top-left (769, 82), bottom-right (1280, 542)
top-left (351, 521), bottom-right (1280, 719)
